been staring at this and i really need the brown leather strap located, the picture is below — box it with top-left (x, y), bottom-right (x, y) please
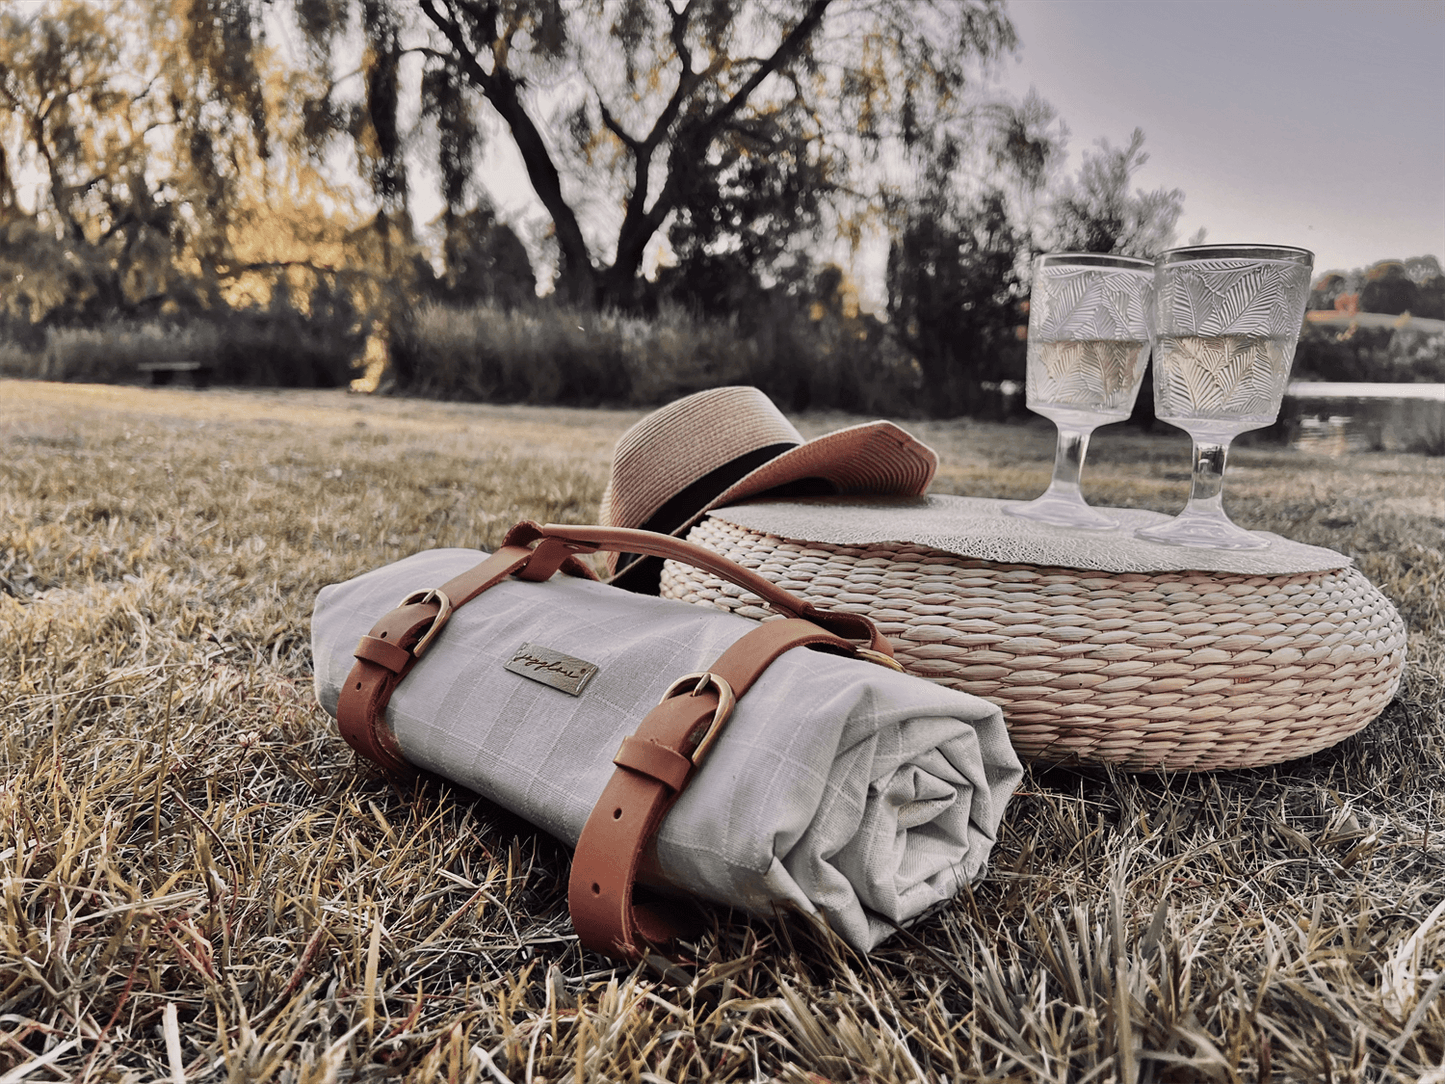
top-left (336, 522), bottom-right (599, 775)
top-left (567, 618), bottom-right (856, 959)
top-left (538, 523), bottom-right (893, 654)
top-left (336, 522), bottom-right (902, 775)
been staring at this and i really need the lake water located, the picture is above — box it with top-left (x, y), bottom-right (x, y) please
top-left (1278, 382), bottom-right (1445, 455)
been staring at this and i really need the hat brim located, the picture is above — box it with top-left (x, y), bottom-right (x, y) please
top-left (706, 421), bottom-right (936, 523)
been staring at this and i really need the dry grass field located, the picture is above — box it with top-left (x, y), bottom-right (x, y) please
top-left (1, 378), bottom-right (1441, 1083)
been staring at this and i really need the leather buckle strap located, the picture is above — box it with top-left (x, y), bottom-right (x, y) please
top-left (656, 672), bottom-right (735, 765)
top-left (335, 536), bottom-right (585, 775)
top-left (399, 588), bottom-right (453, 658)
top-left (568, 618), bottom-right (860, 960)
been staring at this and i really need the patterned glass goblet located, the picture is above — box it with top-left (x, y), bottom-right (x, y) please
top-left (1007, 253), bottom-right (1155, 530)
top-left (1136, 244), bottom-right (1314, 550)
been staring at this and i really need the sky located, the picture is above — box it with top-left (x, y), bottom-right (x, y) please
top-left (990, 0), bottom-right (1445, 277)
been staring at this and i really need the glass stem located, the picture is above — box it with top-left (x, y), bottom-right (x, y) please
top-left (1043, 425), bottom-right (1095, 502)
top-left (1183, 437), bottom-right (1232, 516)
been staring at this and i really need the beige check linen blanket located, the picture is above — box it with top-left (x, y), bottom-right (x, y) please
top-left (312, 548), bottom-right (1022, 950)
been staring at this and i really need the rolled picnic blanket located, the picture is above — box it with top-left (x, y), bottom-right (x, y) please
top-left (311, 546), bottom-right (1022, 951)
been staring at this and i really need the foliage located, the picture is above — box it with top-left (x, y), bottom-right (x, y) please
top-left (651, 113), bottom-right (826, 321)
top-left (0, 279), bottom-right (366, 388)
top-left (0, 3), bottom-right (186, 321)
top-left (429, 204), bottom-right (536, 309)
top-left (1293, 321), bottom-right (1445, 384)
top-left (1309, 258), bottom-right (1445, 320)
top-left (1308, 271), bottom-right (1353, 312)
top-left (1361, 261), bottom-right (1423, 316)
top-left (886, 182), bottom-right (1026, 418)
top-left (0, 0), bottom-right (465, 379)
top-left (21, 322), bottom-right (223, 383)
top-left (389, 288), bottom-right (915, 414)
top-left (1048, 128), bottom-right (1183, 258)
top-left (0, 217), bottom-right (126, 344)
top-left (0, 0), bottom-right (309, 313)
top-left (0, 382), bottom-right (1441, 1081)
top-left (295, 0), bottom-right (1019, 306)
top-left (983, 89), bottom-right (1071, 244)
top-left (1352, 259), bottom-right (1445, 320)
top-left (880, 113), bottom-right (1186, 421)
top-left (1297, 256), bottom-right (1445, 385)
top-left (0, 2), bottom-right (1215, 408)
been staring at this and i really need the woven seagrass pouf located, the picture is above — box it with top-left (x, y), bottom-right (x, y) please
top-left (661, 498), bottom-right (1408, 772)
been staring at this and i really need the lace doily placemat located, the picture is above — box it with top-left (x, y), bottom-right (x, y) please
top-left (709, 495), bottom-right (1350, 576)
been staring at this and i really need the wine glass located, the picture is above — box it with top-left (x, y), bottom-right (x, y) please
top-left (1136, 244), bottom-right (1314, 550)
top-left (1006, 253), bottom-right (1155, 530)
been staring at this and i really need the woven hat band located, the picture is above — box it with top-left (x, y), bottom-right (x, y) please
top-left (609, 441), bottom-right (797, 582)
top-left (603, 387), bottom-right (803, 532)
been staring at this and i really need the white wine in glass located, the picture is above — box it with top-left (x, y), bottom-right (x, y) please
top-left (1137, 245), bottom-right (1314, 549)
top-left (1007, 254), bottom-right (1155, 530)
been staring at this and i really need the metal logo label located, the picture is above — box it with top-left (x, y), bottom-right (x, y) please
top-left (504, 642), bottom-right (599, 697)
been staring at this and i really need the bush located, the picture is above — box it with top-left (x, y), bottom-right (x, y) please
top-left (1293, 322), bottom-right (1445, 383)
top-left (389, 302), bottom-right (719, 404)
top-left (15, 322), bottom-right (223, 382)
top-left (0, 307), bottom-right (365, 388)
top-left (0, 339), bottom-right (39, 377)
top-left (390, 299), bottom-right (920, 413)
top-left (206, 307), bottom-right (363, 388)
top-left (737, 292), bottom-right (919, 415)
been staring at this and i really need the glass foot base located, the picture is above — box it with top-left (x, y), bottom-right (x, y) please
top-left (1136, 511), bottom-right (1269, 550)
top-left (1005, 494), bottom-right (1118, 531)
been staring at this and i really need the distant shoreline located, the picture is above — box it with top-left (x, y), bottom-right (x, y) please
top-left (1287, 381), bottom-right (1445, 400)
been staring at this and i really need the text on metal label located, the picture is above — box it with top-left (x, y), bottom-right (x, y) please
top-left (504, 642), bottom-right (599, 696)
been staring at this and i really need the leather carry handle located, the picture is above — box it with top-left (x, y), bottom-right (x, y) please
top-left (531, 523), bottom-right (893, 656)
top-left (337, 520), bottom-right (897, 774)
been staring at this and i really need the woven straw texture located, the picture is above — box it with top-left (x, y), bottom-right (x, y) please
top-left (663, 516), bottom-right (1408, 772)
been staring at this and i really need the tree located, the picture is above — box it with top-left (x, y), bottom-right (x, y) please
top-left (1359, 260), bottom-right (1420, 316)
top-left (435, 203), bottom-right (536, 307)
top-left (1048, 128), bottom-right (1182, 258)
top-left (983, 89), bottom-right (1069, 250)
top-left (1401, 256), bottom-right (1445, 319)
top-left (0, 1), bottom-right (361, 319)
top-left (1308, 272), bottom-right (1351, 312)
top-left (0, 1), bottom-right (410, 390)
top-left (886, 122), bottom-right (1027, 417)
top-left (288, 0), bottom-right (1018, 307)
top-left (0, 2), bottom-right (165, 321)
top-left (653, 108), bottom-right (826, 320)
top-left (1404, 255), bottom-right (1442, 285)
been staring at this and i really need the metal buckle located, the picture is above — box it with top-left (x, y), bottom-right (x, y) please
top-left (658, 671), bottom-right (736, 766)
top-left (398, 588), bottom-right (454, 659)
top-left (856, 647), bottom-right (905, 672)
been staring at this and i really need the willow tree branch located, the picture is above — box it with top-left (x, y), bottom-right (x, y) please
top-left (418, 0), bottom-right (597, 300)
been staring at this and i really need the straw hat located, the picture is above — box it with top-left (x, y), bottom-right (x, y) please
top-left (601, 386), bottom-right (937, 590)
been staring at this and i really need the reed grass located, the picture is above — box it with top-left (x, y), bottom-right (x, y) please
top-left (0, 313), bottom-right (361, 388)
top-left (392, 300), bottom-right (917, 415)
top-left (0, 380), bottom-right (1441, 1082)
